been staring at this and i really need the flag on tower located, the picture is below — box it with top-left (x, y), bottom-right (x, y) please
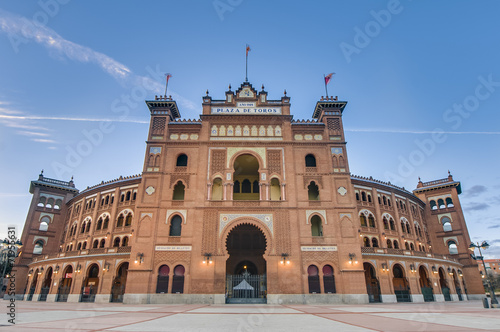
top-left (324, 72), bottom-right (335, 85)
top-left (164, 73), bottom-right (172, 97)
top-left (246, 44), bottom-right (251, 56)
top-left (324, 73), bottom-right (335, 97)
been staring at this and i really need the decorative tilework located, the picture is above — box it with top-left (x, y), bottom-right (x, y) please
top-left (219, 214), bottom-right (273, 235)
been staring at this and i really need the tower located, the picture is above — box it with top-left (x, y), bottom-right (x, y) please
top-left (413, 173), bottom-right (484, 299)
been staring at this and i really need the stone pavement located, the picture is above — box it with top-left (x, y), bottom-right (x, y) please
top-left (1, 300), bottom-right (499, 331)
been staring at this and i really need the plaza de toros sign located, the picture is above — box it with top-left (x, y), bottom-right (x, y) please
top-left (211, 102), bottom-right (281, 115)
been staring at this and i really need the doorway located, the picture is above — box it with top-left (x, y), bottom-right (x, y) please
top-left (225, 224), bottom-right (267, 303)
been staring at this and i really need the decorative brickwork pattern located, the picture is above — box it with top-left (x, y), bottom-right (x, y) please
top-left (154, 251), bottom-right (191, 267)
top-left (327, 118), bottom-right (340, 131)
top-left (152, 117), bottom-right (166, 135)
top-left (301, 251), bottom-right (339, 267)
top-left (303, 176), bottom-right (323, 188)
top-left (267, 150), bottom-right (281, 175)
top-left (211, 150), bottom-right (226, 175)
top-left (170, 175), bottom-right (190, 188)
top-left (202, 210), bottom-right (219, 254)
top-left (275, 211), bottom-right (291, 256)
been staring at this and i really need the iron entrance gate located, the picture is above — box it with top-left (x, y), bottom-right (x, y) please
top-left (226, 273), bottom-right (266, 304)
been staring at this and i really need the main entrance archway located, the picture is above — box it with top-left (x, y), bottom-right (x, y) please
top-left (225, 223), bottom-right (267, 303)
top-left (364, 263), bottom-right (381, 303)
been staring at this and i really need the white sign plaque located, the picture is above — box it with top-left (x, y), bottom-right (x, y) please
top-left (155, 245), bottom-right (192, 251)
top-left (301, 246), bottom-right (338, 252)
top-left (211, 107), bottom-right (281, 115)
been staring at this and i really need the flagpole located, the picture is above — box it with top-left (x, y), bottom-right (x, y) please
top-left (324, 75), bottom-right (329, 98)
top-left (245, 45), bottom-right (248, 82)
top-left (164, 80), bottom-right (168, 97)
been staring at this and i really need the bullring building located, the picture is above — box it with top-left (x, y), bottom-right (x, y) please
top-left (13, 81), bottom-right (485, 304)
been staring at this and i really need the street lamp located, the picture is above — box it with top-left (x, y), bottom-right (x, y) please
top-left (469, 241), bottom-right (498, 305)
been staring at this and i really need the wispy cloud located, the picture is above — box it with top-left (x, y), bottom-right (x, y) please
top-left (464, 185), bottom-right (488, 198)
top-left (0, 114), bottom-right (148, 124)
top-left (464, 202), bottom-right (490, 211)
top-left (345, 128), bottom-right (500, 135)
top-left (16, 131), bottom-right (50, 137)
top-left (0, 8), bottom-right (197, 112)
top-left (32, 138), bottom-right (57, 144)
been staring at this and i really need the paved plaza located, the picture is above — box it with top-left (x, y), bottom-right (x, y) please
top-left (0, 300), bottom-right (499, 331)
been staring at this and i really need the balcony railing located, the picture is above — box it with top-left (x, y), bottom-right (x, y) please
top-left (32, 246), bottom-right (131, 263)
top-left (361, 247), bottom-right (457, 263)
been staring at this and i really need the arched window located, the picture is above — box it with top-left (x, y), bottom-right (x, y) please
top-left (442, 217), bottom-right (452, 232)
top-left (270, 178), bottom-right (280, 201)
top-left (77, 242), bottom-right (82, 250)
top-left (99, 239), bottom-right (106, 248)
top-left (372, 238), bottom-right (379, 248)
top-left (361, 192), bottom-right (366, 201)
top-left (406, 222), bottom-right (411, 234)
top-left (446, 197), bottom-right (454, 207)
top-left (122, 236), bottom-right (129, 247)
top-left (169, 215), bottom-right (182, 236)
top-left (253, 180), bottom-right (260, 194)
top-left (393, 240), bottom-right (399, 249)
top-left (33, 240), bottom-right (44, 254)
top-left (307, 181), bottom-right (319, 201)
top-left (176, 154), bottom-right (188, 166)
top-left (363, 237), bottom-right (371, 247)
top-left (356, 193), bottom-right (360, 201)
top-left (305, 154), bottom-right (316, 167)
top-left (438, 199), bottom-right (445, 209)
top-left (307, 265), bottom-right (320, 293)
top-left (368, 215), bottom-right (375, 228)
top-left (401, 221), bottom-right (406, 233)
top-left (172, 265), bottom-right (185, 293)
top-left (113, 237), bottom-right (121, 247)
top-left (80, 222), bottom-right (86, 233)
top-left (96, 218), bottom-right (103, 230)
top-left (47, 198), bottom-right (54, 209)
top-left (389, 218), bottom-right (395, 230)
top-left (117, 215), bottom-right (124, 227)
top-left (126, 191), bottom-right (131, 201)
top-left (383, 217), bottom-right (389, 230)
top-left (93, 240), bottom-right (99, 248)
top-left (132, 192), bottom-right (137, 200)
top-left (85, 221), bottom-right (91, 232)
top-left (156, 265), bottom-right (170, 293)
top-left (212, 178), bottom-right (223, 200)
top-left (125, 213), bottom-right (132, 227)
top-left (323, 265), bottom-right (336, 293)
top-left (105, 196), bottom-right (109, 205)
top-left (172, 181), bottom-right (185, 200)
top-left (410, 243), bottom-right (415, 251)
top-left (360, 215), bottom-right (367, 227)
top-left (311, 215), bottom-right (323, 237)
top-left (367, 194), bottom-right (372, 203)
top-left (378, 196), bottom-right (382, 204)
top-left (387, 198), bottom-right (391, 207)
top-left (120, 194), bottom-right (125, 202)
top-left (387, 239), bottom-right (393, 248)
top-left (82, 241), bottom-right (87, 250)
top-left (241, 179), bottom-right (251, 193)
top-left (233, 180), bottom-right (240, 193)
top-left (103, 216), bottom-right (109, 229)
top-left (430, 200), bottom-right (437, 210)
top-left (39, 221), bottom-right (49, 232)
top-left (448, 240), bottom-right (458, 255)
top-left (54, 199), bottom-right (62, 210)
top-left (383, 196), bottom-right (387, 205)
top-left (405, 242), bottom-right (410, 250)
top-left (38, 196), bottom-right (46, 207)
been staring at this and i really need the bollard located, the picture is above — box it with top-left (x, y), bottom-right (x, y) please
top-left (483, 297), bottom-right (489, 308)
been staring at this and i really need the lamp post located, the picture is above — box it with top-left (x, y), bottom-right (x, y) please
top-left (469, 241), bottom-right (498, 305)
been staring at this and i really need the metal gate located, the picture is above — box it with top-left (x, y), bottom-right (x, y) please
top-left (80, 285), bottom-right (97, 302)
top-left (421, 287), bottom-right (435, 302)
top-left (26, 287), bottom-right (35, 301)
top-left (38, 287), bottom-right (50, 301)
top-left (56, 286), bottom-right (71, 302)
top-left (442, 287), bottom-right (451, 301)
top-left (456, 287), bottom-right (463, 301)
top-left (226, 273), bottom-right (266, 304)
top-left (394, 285), bottom-right (412, 302)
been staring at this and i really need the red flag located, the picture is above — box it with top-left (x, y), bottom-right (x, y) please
top-left (324, 73), bottom-right (335, 85)
top-left (165, 73), bottom-right (172, 83)
top-left (246, 45), bottom-right (251, 56)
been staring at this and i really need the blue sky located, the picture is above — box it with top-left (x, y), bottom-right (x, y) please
top-left (0, 1), bottom-right (499, 257)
